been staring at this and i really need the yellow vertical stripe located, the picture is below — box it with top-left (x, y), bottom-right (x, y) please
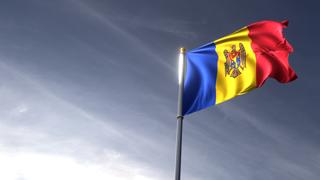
top-left (214, 27), bottom-right (257, 104)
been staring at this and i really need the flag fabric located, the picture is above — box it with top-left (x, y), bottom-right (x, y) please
top-left (182, 20), bottom-right (297, 115)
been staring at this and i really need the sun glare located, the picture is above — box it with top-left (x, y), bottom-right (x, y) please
top-left (178, 52), bottom-right (184, 85)
top-left (0, 151), bottom-right (154, 180)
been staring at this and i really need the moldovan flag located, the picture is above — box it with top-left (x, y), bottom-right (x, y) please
top-left (183, 20), bottom-right (297, 115)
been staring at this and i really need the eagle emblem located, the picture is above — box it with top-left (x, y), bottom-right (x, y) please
top-left (223, 43), bottom-right (246, 78)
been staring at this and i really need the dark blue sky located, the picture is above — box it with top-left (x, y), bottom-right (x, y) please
top-left (0, 0), bottom-right (319, 179)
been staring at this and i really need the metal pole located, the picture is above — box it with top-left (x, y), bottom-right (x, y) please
top-left (175, 47), bottom-right (186, 180)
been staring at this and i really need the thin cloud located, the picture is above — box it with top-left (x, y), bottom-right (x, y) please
top-left (0, 60), bottom-right (172, 179)
top-left (71, 0), bottom-right (174, 72)
top-left (108, 15), bottom-right (200, 39)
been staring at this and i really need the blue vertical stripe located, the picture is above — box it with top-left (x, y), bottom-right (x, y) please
top-left (182, 42), bottom-right (218, 115)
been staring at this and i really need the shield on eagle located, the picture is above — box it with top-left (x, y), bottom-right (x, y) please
top-left (223, 43), bottom-right (246, 78)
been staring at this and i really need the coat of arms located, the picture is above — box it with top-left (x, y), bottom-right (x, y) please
top-left (223, 43), bottom-right (246, 78)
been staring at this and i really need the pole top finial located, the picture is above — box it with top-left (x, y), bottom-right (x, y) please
top-left (180, 47), bottom-right (186, 54)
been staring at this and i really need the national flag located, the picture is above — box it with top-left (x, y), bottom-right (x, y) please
top-left (183, 20), bottom-right (297, 115)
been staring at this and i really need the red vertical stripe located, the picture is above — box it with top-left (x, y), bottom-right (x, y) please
top-left (248, 20), bottom-right (297, 87)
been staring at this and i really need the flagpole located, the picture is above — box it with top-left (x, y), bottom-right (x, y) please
top-left (175, 47), bottom-right (186, 180)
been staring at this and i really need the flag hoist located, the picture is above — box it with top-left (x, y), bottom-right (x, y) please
top-left (174, 20), bottom-right (297, 180)
top-left (175, 47), bottom-right (186, 180)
